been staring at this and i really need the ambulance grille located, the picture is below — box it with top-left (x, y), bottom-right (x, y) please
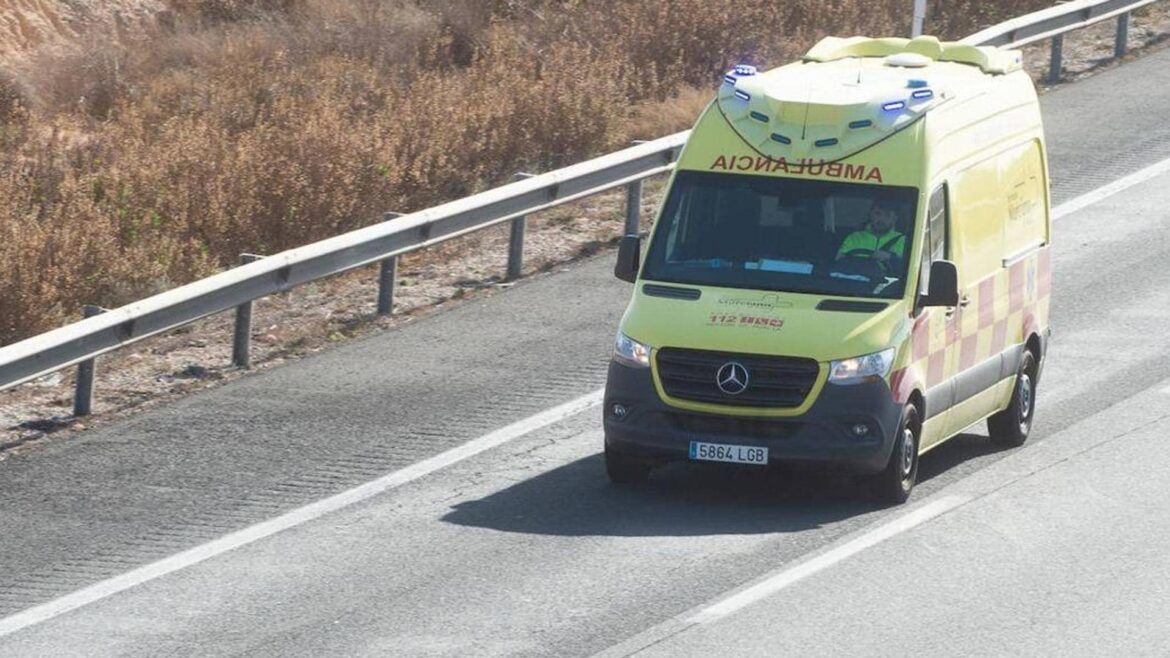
top-left (664, 412), bottom-right (799, 439)
top-left (655, 348), bottom-right (819, 408)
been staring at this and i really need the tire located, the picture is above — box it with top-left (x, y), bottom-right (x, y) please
top-left (605, 444), bottom-right (650, 485)
top-left (988, 350), bottom-right (1038, 448)
top-left (869, 404), bottom-right (920, 505)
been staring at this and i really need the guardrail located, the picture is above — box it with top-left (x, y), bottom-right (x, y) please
top-left (0, 0), bottom-right (1159, 414)
top-left (961, 0), bottom-right (1158, 83)
top-left (0, 133), bottom-right (686, 402)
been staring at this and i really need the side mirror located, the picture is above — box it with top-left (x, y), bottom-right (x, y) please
top-left (919, 260), bottom-right (959, 308)
top-left (614, 235), bottom-right (641, 283)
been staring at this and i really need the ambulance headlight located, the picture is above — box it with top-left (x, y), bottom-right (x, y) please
top-left (614, 332), bottom-right (652, 368)
top-left (828, 348), bottom-right (895, 385)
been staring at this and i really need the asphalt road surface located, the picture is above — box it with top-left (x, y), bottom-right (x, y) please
top-left (2, 47), bottom-right (1170, 657)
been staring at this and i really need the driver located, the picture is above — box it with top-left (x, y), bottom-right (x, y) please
top-left (836, 199), bottom-right (906, 271)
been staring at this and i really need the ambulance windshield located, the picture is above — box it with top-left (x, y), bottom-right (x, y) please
top-left (642, 171), bottom-right (919, 299)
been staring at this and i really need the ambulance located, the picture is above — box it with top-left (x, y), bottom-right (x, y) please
top-left (604, 36), bottom-right (1052, 502)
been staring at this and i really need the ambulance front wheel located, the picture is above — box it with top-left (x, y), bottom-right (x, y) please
top-left (605, 444), bottom-right (651, 485)
top-left (988, 350), bottom-right (1038, 447)
top-left (868, 404), bottom-right (920, 505)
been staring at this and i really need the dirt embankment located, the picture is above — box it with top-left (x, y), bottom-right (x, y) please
top-left (0, 0), bottom-right (163, 61)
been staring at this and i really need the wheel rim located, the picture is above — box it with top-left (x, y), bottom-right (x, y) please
top-left (900, 426), bottom-right (916, 479)
top-left (1017, 372), bottom-right (1033, 432)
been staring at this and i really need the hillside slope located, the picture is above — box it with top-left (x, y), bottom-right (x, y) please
top-left (0, 0), bottom-right (162, 60)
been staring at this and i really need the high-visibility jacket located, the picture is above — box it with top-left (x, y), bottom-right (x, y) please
top-left (837, 228), bottom-right (906, 261)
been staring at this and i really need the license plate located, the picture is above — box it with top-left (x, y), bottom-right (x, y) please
top-left (689, 441), bottom-right (768, 466)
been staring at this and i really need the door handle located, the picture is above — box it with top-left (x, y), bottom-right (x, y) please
top-left (959, 295), bottom-right (971, 307)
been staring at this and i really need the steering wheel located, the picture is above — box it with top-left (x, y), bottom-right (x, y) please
top-left (842, 248), bottom-right (877, 258)
top-left (830, 255), bottom-right (886, 282)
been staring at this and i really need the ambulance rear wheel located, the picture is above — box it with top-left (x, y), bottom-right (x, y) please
top-left (605, 445), bottom-right (650, 485)
top-left (868, 404), bottom-right (920, 505)
top-left (988, 350), bottom-right (1037, 448)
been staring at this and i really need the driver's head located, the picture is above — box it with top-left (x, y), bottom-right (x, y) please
top-left (868, 200), bottom-right (898, 234)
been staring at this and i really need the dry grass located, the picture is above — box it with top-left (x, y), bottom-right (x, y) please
top-left (0, 0), bottom-right (1055, 345)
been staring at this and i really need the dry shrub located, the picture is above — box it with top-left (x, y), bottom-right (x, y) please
top-left (629, 85), bottom-right (715, 140)
top-left (0, 68), bottom-right (28, 120)
top-left (166, 0), bottom-right (303, 24)
top-left (0, 117), bottom-right (214, 340)
top-left (0, 0), bottom-right (1064, 345)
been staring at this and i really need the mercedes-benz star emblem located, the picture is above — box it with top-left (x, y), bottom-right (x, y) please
top-left (716, 362), bottom-right (750, 395)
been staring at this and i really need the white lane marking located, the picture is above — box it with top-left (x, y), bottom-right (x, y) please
top-left (685, 494), bottom-right (967, 624)
top-left (1053, 155), bottom-right (1170, 220)
top-left (596, 495), bottom-right (968, 658)
top-left (0, 389), bottom-right (604, 639)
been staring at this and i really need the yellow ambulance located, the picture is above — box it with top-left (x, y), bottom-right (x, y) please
top-left (605, 36), bottom-right (1052, 503)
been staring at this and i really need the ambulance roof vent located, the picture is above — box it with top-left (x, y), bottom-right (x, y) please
top-left (886, 52), bottom-right (931, 68)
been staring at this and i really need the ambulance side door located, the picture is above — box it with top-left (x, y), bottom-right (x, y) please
top-left (948, 147), bottom-right (1018, 435)
top-left (916, 183), bottom-right (959, 451)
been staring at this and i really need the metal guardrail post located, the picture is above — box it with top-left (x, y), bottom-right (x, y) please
top-left (912, 0), bottom-right (928, 37)
top-left (624, 179), bottom-right (643, 236)
top-left (1048, 34), bottom-right (1065, 84)
top-left (378, 212), bottom-right (404, 315)
top-left (508, 173), bottom-right (536, 281)
top-left (232, 253), bottom-right (264, 368)
top-left (507, 215), bottom-right (526, 280)
top-left (1116, 12), bottom-right (1130, 58)
top-left (73, 305), bottom-right (106, 417)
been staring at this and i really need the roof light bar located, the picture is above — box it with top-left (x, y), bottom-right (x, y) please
top-left (723, 64), bottom-right (758, 86)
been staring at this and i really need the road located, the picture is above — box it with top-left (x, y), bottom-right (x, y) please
top-left (1, 46), bottom-right (1170, 656)
top-left (620, 379), bottom-right (1170, 657)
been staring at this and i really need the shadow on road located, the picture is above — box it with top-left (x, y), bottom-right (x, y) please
top-left (443, 430), bottom-right (1011, 538)
top-left (917, 429), bottom-right (1016, 483)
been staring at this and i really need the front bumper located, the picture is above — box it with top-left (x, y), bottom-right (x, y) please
top-left (603, 361), bottom-right (903, 473)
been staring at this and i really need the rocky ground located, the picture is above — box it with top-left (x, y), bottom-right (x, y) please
top-left (3, 4), bottom-right (1169, 456)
